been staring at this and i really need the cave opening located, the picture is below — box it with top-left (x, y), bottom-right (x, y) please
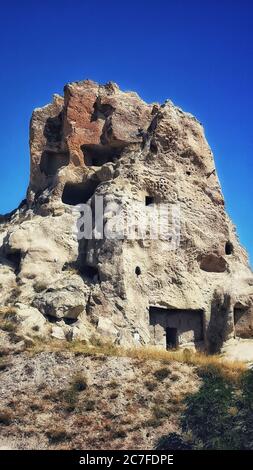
top-left (149, 306), bottom-right (204, 349)
top-left (145, 196), bottom-right (154, 206)
top-left (44, 314), bottom-right (77, 325)
top-left (199, 254), bottom-right (227, 273)
top-left (91, 98), bottom-right (115, 121)
top-left (135, 266), bottom-right (141, 276)
top-left (81, 143), bottom-right (124, 167)
top-left (166, 327), bottom-right (178, 349)
top-left (43, 112), bottom-right (63, 143)
top-left (225, 241), bottom-right (234, 255)
top-left (40, 150), bottom-right (70, 176)
top-left (81, 265), bottom-right (100, 282)
top-left (62, 179), bottom-right (100, 205)
top-left (234, 306), bottom-right (245, 326)
top-left (233, 304), bottom-right (252, 338)
top-left (5, 250), bottom-right (22, 274)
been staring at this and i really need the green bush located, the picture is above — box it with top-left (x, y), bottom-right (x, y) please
top-left (182, 365), bottom-right (253, 450)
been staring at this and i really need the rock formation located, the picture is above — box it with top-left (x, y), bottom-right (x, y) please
top-left (0, 79), bottom-right (253, 352)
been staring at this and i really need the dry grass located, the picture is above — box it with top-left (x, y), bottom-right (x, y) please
top-left (125, 346), bottom-right (246, 381)
top-left (0, 306), bottom-right (18, 316)
top-left (24, 338), bottom-right (246, 381)
top-left (0, 340), bottom-right (249, 450)
top-left (1, 321), bottom-right (17, 333)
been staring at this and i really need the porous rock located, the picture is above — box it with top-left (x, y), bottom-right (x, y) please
top-left (0, 79), bottom-right (252, 352)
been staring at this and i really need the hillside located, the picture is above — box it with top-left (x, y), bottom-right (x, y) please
top-left (0, 329), bottom-right (252, 450)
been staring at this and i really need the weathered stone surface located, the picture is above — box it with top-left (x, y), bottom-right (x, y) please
top-left (32, 275), bottom-right (89, 319)
top-left (198, 253), bottom-right (228, 273)
top-left (97, 317), bottom-right (119, 341)
top-left (0, 79), bottom-right (252, 352)
top-left (29, 94), bottom-right (65, 200)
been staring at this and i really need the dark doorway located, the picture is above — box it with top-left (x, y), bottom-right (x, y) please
top-left (145, 196), bottom-right (154, 206)
top-left (62, 179), bottom-right (100, 205)
top-left (81, 143), bottom-right (124, 166)
top-left (234, 305), bottom-right (248, 337)
top-left (81, 265), bottom-right (99, 282)
top-left (225, 241), bottom-right (234, 255)
top-left (135, 266), bottom-right (141, 276)
top-left (149, 306), bottom-right (204, 349)
top-left (166, 327), bottom-right (178, 349)
top-left (234, 307), bottom-right (245, 325)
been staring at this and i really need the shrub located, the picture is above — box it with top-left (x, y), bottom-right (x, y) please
top-left (152, 405), bottom-right (168, 420)
top-left (30, 402), bottom-right (44, 412)
top-left (108, 380), bottom-right (119, 389)
top-left (90, 335), bottom-right (103, 347)
top-left (0, 306), bottom-right (17, 317)
top-left (71, 373), bottom-right (88, 392)
top-left (0, 409), bottom-right (13, 426)
top-left (155, 432), bottom-right (193, 450)
top-left (145, 380), bottom-right (157, 391)
top-left (145, 418), bottom-right (162, 428)
top-left (181, 364), bottom-right (249, 449)
top-left (46, 428), bottom-right (70, 443)
top-left (154, 367), bottom-right (170, 381)
top-left (61, 388), bottom-right (78, 411)
top-left (85, 400), bottom-right (96, 411)
top-left (112, 428), bottom-right (127, 439)
top-left (0, 348), bottom-right (9, 357)
top-left (1, 321), bottom-right (17, 333)
top-left (32, 325), bottom-right (40, 332)
top-left (7, 287), bottom-right (22, 303)
top-left (60, 374), bottom-right (88, 411)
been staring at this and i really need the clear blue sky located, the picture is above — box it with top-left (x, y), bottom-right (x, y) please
top-left (0, 0), bottom-right (252, 264)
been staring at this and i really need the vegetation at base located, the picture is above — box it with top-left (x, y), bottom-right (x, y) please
top-left (25, 338), bottom-right (246, 381)
top-left (154, 367), bottom-right (171, 381)
top-left (0, 328), bottom-right (252, 449)
top-left (182, 365), bottom-right (253, 450)
top-left (46, 428), bottom-right (70, 443)
top-left (71, 373), bottom-right (88, 392)
top-left (58, 373), bottom-right (88, 411)
top-left (18, 335), bottom-right (253, 448)
top-left (0, 409), bottom-right (13, 426)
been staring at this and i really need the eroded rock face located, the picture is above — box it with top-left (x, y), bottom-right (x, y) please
top-left (32, 275), bottom-right (89, 320)
top-left (0, 79), bottom-right (252, 351)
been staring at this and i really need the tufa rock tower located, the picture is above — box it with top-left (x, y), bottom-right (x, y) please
top-left (0, 79), bottom-right (253, 353)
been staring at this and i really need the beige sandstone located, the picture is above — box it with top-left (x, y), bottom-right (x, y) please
top-left (0, 79), bottom-right (252, 353)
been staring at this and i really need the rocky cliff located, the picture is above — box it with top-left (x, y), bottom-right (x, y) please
top-left (0, 79), bottom-right (252, 352)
